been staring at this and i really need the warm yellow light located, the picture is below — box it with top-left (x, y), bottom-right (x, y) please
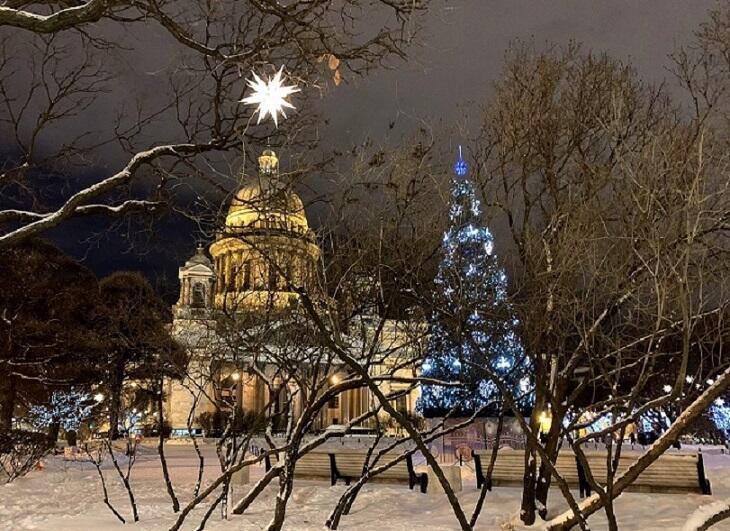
top-left (538, 409), bottom-right (553, 434)
top-left (231, 372), bottom-right (241, 381)
top-left (330, 374), bottom-right (340, 385)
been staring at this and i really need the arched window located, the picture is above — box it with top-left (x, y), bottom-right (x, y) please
top-left (242, 261), bottom-right (251, 290)
top-left (268, 261), bottom-right (279, 291)
top-left (192, 283), bottom-right (206, 307)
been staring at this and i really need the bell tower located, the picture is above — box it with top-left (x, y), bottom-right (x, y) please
top-left (176, 243), bottom-right (216, 312)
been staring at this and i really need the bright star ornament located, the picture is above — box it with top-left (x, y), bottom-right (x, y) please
top-left (241, 66), bottom-right (300, 127)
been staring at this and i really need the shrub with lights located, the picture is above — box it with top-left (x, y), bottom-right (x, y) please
top-left (29, 389), bottom-right (96, 440)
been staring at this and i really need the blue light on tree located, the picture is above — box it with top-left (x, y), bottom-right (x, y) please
top-left (710, 398), bottom-right (729, 439)
top-left (29, 389), bottom-right (95, 432)
top-left (417, 147), bottom-right (533, 417)
top-left (454, 146), bottom-right (468, 177)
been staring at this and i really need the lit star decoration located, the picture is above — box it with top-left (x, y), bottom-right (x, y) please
top-left (241, 66), bottom-right (300, 127)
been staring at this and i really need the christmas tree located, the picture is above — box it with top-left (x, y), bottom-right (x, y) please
top-left (417, 148), bottom-right (532, 417)
top-left (710, 397), bottom-right (729, 440)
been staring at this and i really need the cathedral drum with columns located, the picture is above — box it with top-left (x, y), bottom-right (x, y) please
top-left (165, 149), bottom-right (421, 434)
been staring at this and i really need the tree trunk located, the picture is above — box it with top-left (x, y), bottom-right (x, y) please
top-left (521, 354), bottom-right (549, 525)
top-left (469, 410), bottom-right (505, 528)
top-left (265, 453), bottom-right (296, 531)
top-left (521, 443), bottom-right (538, 525)
top-left (108, 355), bottom-right (125, 439)
top-left (47, 421), bottom-right (60, 447)
top-left (536, 402), bottom-right (564, 518)
top-left (520, 399), bottom-right (543, 525)
top-left (232, 465), bottom-right (279, 514)
top-left (157, 381), bottom-right (179, 512)
top-left (0, 374), bottom-right (16, 430)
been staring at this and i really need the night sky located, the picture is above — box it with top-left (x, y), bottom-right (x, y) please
top-left (5, 0), bottom-right (720, 300)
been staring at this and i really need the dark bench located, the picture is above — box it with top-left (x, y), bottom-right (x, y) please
top-left (472, 448), bottom-right (711, 496)
top-left (264, 447), bottom-right (428, 493)
top-left (473, 448), bottom-right (579, 490)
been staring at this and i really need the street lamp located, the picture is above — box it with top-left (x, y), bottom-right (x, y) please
top-left (538, 408), bottom-right (553, 437)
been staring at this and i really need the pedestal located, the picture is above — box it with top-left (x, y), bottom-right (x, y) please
top-left (232, 465), bottom-right (250, 485)
top-left (427, 464), bottom-right (462, 495)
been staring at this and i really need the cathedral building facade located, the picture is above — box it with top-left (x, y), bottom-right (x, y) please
top-left (164, 149), bottom-right (421, 434)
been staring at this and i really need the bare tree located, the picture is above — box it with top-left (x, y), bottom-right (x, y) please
top-left (0, 0), bottom-right (427, 249)
top-left (466, 30), bottom-right (730, 529)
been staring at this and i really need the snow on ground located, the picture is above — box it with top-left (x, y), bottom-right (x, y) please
top-left (1, 443), bottom-right (729, 530)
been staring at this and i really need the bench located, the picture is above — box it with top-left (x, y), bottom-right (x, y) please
top-left (473, 448), bottom-right (579, 490)
top-left (264, 450), bottom-right (337, 484)
top-left (328, 447), bottom-right (428, 493)
top-left (472, 448), bottom-right (711, 496)
top-left (264, 447), bottom-right (428, 493)
top-left (580, 450), bottom-right (711, 495)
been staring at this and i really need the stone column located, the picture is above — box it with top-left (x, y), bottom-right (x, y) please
top-left (184, 278), bottom-right (191, 306)
top-left (225, 253), bottom-right (232, 290)
top-left (236, 251), bottom-right (244, 289)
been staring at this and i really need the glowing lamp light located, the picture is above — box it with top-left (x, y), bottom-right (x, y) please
top-left (241, 66), bottom-right (300, 127)
top-left (663, 384), bottom-right (672, 393)
top-left (330, 374), bottom-right (340, 385)
top-left (231, 372), bottom-right (241, 381)
top-left (93, 393), bottom-right (105, 403)
top-left (538, 409), bottom-right (553, 434)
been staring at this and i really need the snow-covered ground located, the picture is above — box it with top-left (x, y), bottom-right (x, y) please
top-left (1, 443), bottom-right (729, 530)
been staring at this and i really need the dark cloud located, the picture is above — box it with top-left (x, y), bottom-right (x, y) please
top-left (2, 0), bottom-right (719, 288)
top-left (318, 0), bottom-right (717, 148)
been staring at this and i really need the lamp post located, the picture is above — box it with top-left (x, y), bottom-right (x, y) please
top-left (231, 371), bottom-right (242, 425)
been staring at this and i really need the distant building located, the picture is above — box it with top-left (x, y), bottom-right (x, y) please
top-left (165, 149), bottom-right (420, 434)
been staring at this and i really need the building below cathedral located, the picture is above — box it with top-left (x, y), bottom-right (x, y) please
top-left (164, 149), bottom-right (421, 434)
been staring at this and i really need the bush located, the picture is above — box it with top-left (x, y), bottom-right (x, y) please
top-left (0, 430), bottom-right (51, 483)
top-left (140, 420), bottom-right (173, 438)
top-left (196, 409), bottom-right (266, 437)
top-left (195, 411), bottom-right (218, 437)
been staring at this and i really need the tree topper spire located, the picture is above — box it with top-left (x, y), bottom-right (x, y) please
top-left (454, 145), bottom-right (468, 178)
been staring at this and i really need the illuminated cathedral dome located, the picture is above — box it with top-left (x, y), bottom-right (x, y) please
top-left (225, 177), bottom-right (308, 234)
top-left (209, 149), bottom-right (321, 311)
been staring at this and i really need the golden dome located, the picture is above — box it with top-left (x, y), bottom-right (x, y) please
top-left (209, 148), bottom-right (321, 312)
top-left (225, 175), bottom-right (308, 233)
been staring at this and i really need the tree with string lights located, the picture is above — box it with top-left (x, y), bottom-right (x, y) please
top-left (417, 148), bottom-right (532, 418)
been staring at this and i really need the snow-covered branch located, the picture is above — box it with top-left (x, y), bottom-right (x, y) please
top-left (0, 1), bottom-right (125, 33)
top-left (0, 141), bottom-right (223, 249)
